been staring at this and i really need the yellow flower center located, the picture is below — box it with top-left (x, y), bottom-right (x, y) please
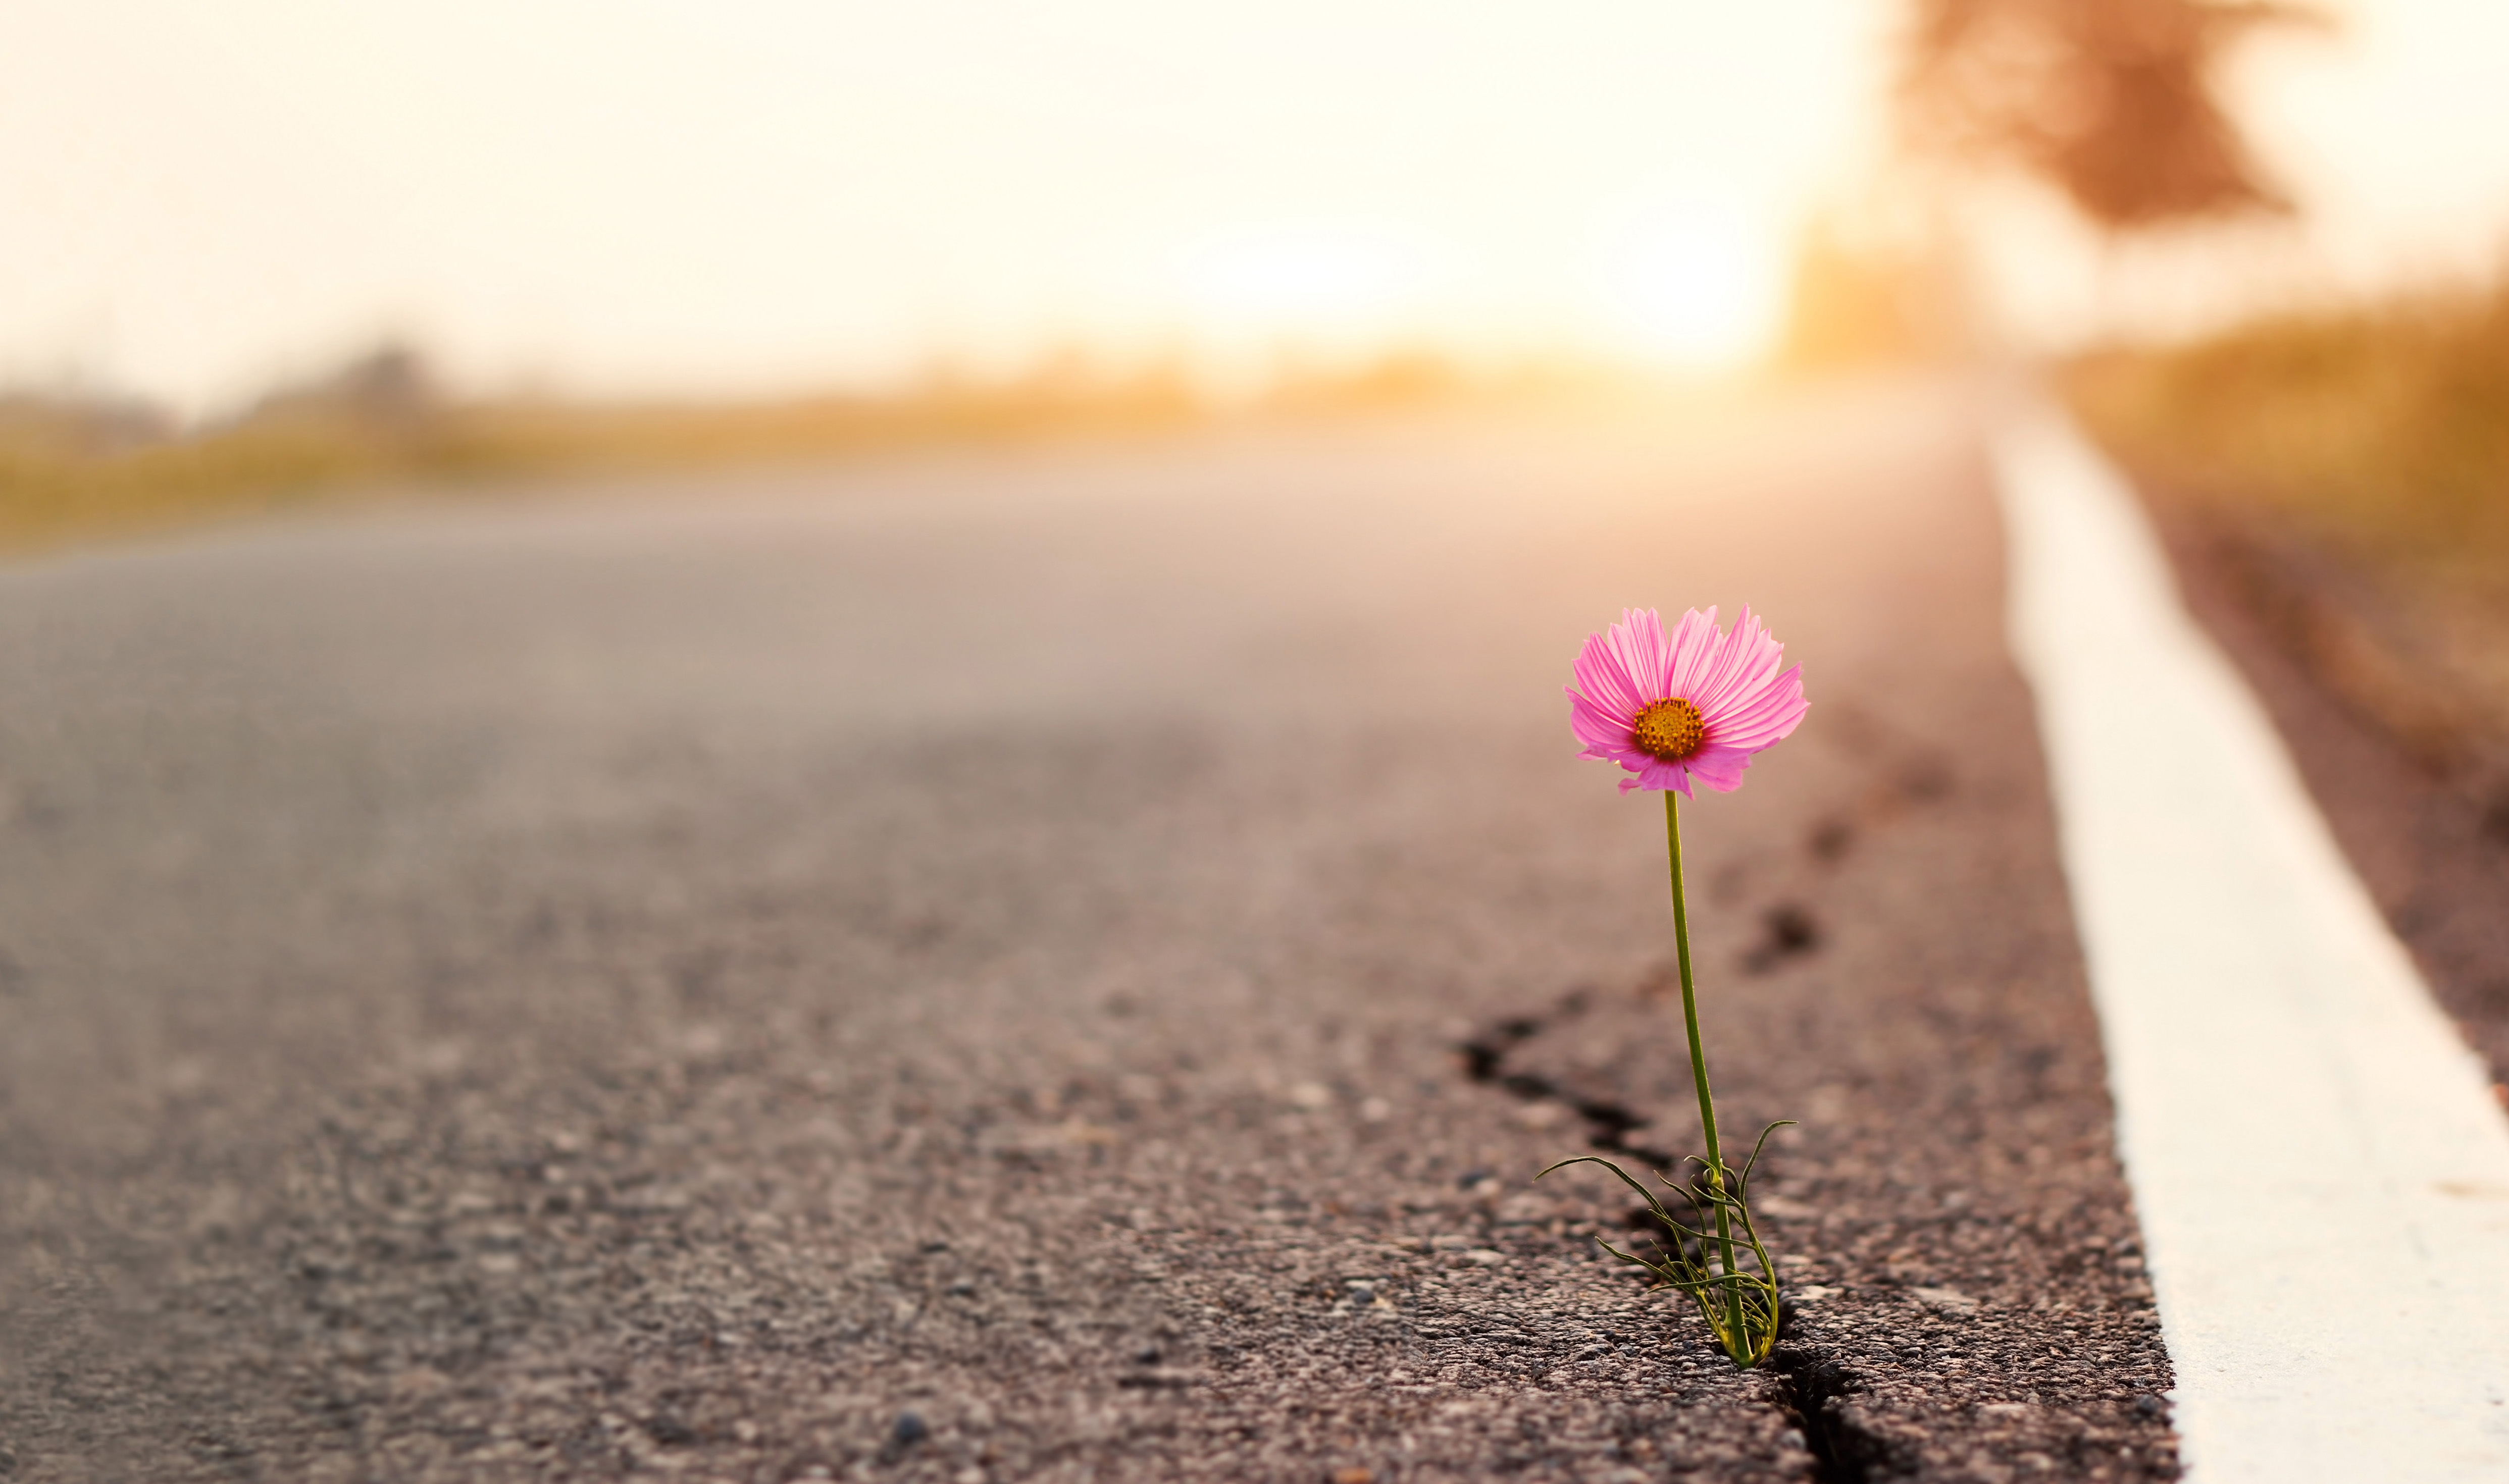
top-left (1632, 697), bottom-right (1706, 761)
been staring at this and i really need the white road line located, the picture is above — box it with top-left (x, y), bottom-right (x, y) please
top-left (1993, 405), bottom-right (2509, 1483)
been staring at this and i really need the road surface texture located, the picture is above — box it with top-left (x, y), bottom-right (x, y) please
top-left (0, 380), bottom-right (2177, 1483)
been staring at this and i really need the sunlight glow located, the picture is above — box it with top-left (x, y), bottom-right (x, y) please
top-left (6, 1), bottom-right (2505, 404)
top-left (1596, 200), bottom-right (1787, 369)
top-left (1177, 221), bottom-right (1455, 345)
top-left (0, 1), bottom-right (1885, 406)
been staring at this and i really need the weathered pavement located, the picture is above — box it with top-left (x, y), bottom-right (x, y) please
top-left (0, 380), bottom-right (2176, 1482)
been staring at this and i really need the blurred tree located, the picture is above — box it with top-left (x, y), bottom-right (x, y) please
top-left (251, 342), bottom-right (440, 429)
top-left (1898, 0), bottom-right (2323, 231)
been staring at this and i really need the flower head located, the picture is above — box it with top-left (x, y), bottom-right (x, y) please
top-left (1567, 606), bottom-right (1808, 796)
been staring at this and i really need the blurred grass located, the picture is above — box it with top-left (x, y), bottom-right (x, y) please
top-left (2068, 279), bottom-right (2509, 573)
top-left (0, 347), bottom-right (1633, 560)
top-left (0, 352), bottom-right (1204, 557)
top-left (2068, 277), bottom-right (2509, 776)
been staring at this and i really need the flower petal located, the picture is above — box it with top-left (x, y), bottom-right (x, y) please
top-left (1610, 756), bottom-right (1687, 796)
top-left (1608, 607), bottom-right (1672, 703)
top-left (1570, 611), bottom-right (1656, 720)
top-left (1682, 744), bottom-right (1755, 793)
top-left (1568, 685), bottom-right (1637, 752)
top-left (1691, 606), bottom-right (1781, 718)
top-left (1570, 603), bottom-right (1805, 793)
top-left (1663, 606), bottom-right (1720, 698)
top-left (1708, 665), bottom-right (1809, 750)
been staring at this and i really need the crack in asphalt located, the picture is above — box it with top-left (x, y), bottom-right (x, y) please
top-left (1452, 751), bottom-right (1967, 1484)
top-left (1459, 982), bottom-right (1880, 1484)
top-left (1742, 902), bottom-right (1824, 975)
top-left (1456, 988), bottom-right (1681, 1174)
top-left (1767, 1344), bottom-right (1886, 1484)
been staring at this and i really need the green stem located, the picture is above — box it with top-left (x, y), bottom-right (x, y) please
top-left (1665, 789), bottom-right (1746, 1353)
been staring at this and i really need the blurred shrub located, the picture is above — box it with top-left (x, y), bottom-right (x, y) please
top-left (2069, 278), bottom-right (2509, 564)
top-left (2071, 277), bottom-right (2509, 777)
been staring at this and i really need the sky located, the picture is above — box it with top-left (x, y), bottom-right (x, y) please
top-left (5, 1), bottom-right (2508, 412)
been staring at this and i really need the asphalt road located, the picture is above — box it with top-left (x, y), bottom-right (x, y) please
top-left (0, 380), bottom-right (2177, 1483)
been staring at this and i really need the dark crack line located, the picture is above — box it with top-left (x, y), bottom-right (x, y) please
top-left (1442, 746), bottom-right (1969, 1481)
top-left (1742, 902), bottom-right (1824, 975)
top-left (1766, 1342), bottom-right (1889, 1484)
top-left (1456, 988), bottom-right (1681, 1171)
top-left (1458, 973), bottom-right (1893, 1482)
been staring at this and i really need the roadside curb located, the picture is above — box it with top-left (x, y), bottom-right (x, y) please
top-left (1993, 403), bottom-right (2509, 1481)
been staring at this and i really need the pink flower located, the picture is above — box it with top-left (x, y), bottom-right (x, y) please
top-left (1567, 606), bottom-right (1809, 796)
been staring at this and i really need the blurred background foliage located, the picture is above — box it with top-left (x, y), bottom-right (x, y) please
top-left (1895, 0), bottom-right (2509, 776)
top-left (0, 343), bottom-right (1652, 553)
top-left (2070, 277), bottom-right (2509, 779)
top-left (2071, 278), bottom-right (2509, 567)
top-left (1898, 0), bottom-right (2325, 228)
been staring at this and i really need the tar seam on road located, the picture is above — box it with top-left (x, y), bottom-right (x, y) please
top-left (1992, 403), bottom-right (2509, 1482)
